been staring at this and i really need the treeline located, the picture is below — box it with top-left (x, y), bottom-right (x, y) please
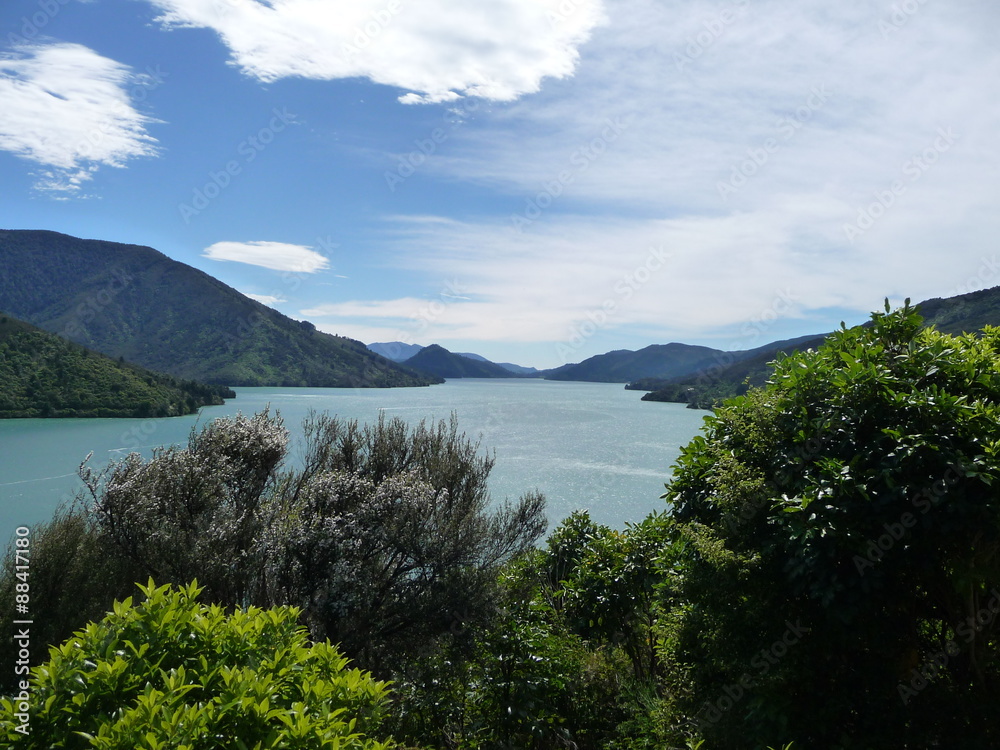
top-left (3, 304), bottom-right (1000, 748)
top-left (0, 315), bottom-right (234, 418)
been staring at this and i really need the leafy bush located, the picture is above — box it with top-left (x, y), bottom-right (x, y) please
top-left (0, 581), bottom-right (392, 749)
top-left (658, 302), bottom-right (1000, 748)
top-left (0, 505), bottom-right (143, 692)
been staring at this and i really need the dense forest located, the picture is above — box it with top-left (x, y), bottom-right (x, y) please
top-left (3, 303), bottom-right (1000, 748)
top-left (0, 315), bottom-right (234, 418)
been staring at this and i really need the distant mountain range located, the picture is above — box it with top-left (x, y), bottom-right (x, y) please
top-left (373, 285), bottom-right (1000, 409)
top-left (402, 345), bottom-right (522, 379)
top-left (367, 342), bottom-right (539, 376)
top-left (0, 230), bottom-right (439, 388)
top-left (633, 289), bottom-right (1000, 408)
top-left (6, 229), bottom-right (997, 404)
top-left (0, 314), bottom-right (233, 418)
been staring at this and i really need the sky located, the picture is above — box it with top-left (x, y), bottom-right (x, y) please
top-left (1, 0), bottom-right (999, 369)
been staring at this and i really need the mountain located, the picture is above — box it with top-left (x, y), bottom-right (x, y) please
top-left (542, 343), bottom-right (728, 383)
top-left (456, 352), bottom-right (539, 375)
top-left (403, 345), bottom-right (520, 379)
top-left (911, 286), bottom-right (1000, 335)
top-left (638, 288), bottom-right (1000, 409)
top-left (368, 343), bottom-right (541, 375)
top-left (0, 314), bottom-right (234, 418)
top-left (636, 334), bottom-right (828, 408)
top-left (367, 341), bottom-right (425, 362)
top-left (0, 230), bottom-right (440, 388)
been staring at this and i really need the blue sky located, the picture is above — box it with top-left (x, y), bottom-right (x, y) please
top-left (1, 0), bottom-right (999, 369)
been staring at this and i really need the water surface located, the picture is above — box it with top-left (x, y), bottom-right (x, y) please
top-left (0, 380), bottom-right (710, 546)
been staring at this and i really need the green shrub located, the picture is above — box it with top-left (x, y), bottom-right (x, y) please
top-left (0, 580), bottom-right (392, 749)
top-left (659, 303), bottom-right (1000, 748)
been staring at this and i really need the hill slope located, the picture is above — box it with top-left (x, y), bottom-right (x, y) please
top-left (455, 352), bottom-right (539, 375)
top-left (0, 230), bottom-right (439, 388)
top-left (543, 343), bottom-right (727, 383)
top-left (639, 288), bottom-right (1000, 408)
top-left (0, 315), bottom-right (234, 418)
top-left (403, 345), bottom-right (519, 379)
top-left (367, 341), bottom-right (424, 362)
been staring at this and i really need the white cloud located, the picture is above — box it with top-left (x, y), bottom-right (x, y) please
top-left (340, 0), bottom-right (1000, 364)
top-left (244, 292), bottom-right (287, 306)
top-left (0, 42), bottom-right (160, 195)
top-left (145, 0), bottom-right (606, 102)
top-left (203, 241), bottom-right (330, 272)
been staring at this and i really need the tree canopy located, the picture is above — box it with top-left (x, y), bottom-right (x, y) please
top-left (659, 301), bottom-right (1000, 747)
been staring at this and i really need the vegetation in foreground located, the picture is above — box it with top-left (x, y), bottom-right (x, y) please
top-left (3, 303), bottom-right (1000, 748)
top-left (0, 315), bottom-right (234, 418)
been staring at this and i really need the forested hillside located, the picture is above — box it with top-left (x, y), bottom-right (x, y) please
top-left (0, 315), bottom-right (233, 418)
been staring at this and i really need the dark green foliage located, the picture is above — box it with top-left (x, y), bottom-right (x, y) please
top-left (390, 550), bottom-right (638, 750)
top-left (0, 229), bottom-right (440, 388)
top-left (0, 315), bottom-right (233, 418)
top-left (389, 514), bottom-right (676, 750)
top-left (0, 580), bottom-right (393, 749)
top-left (659, 302), bottom-right (1000, 748)
top-left (0, 504), bottom-right (145, 691)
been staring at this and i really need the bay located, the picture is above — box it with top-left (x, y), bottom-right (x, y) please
top-left (0, 380), bottom-right (710, 547)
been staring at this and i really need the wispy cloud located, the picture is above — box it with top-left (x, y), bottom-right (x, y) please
top-left (342, 0), bottom-right (1000, 361)
top-left (203, 241), bottom-right (330, 272)
top-left (144, 0), bottom-right (606, 103)
top-left (0, 42), bottom-right (160, 195)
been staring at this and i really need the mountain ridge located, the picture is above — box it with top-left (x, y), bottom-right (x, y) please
top-left (402, 344), bottom-right (522, 379)
top-left (0, 230), bottom-right (440, 389)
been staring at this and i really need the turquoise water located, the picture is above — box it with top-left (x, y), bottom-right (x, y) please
top-left (0, 380), bottom-right (710, 547)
